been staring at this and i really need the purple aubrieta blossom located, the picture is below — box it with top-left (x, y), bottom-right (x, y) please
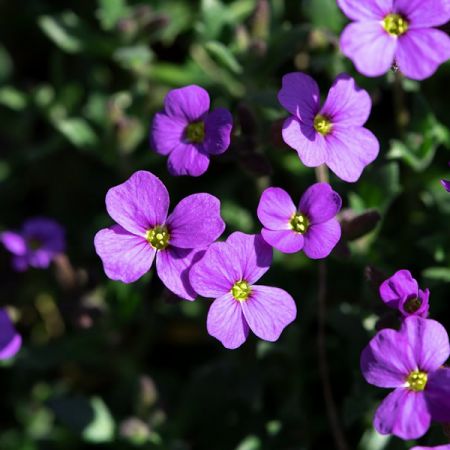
top-left (380, 269), bottom-right (430, 318)
top-left (150, 85), bottom-right (233, 177)
top-left (442, 162), bottom-right (450, 192)
top-left (94, 170), bottom-right (225, 300)
top-left (257, 183), bottom-right (342, 259)
top-left (412, 446), bottom-right (450, 450)
top-left (189, 232), bottom-right (297, 349)
top-left (361, 316), bottom-right (450, 440)
top-left (278, 72), bottom-right (379, 182)
top-left (0, 308), bottom-right (21, 359)
top-left (0, 217), bottom-right (65, 271)
top-left (338, 0), bottom-right (450, 80)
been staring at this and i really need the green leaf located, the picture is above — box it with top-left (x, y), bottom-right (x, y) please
top-left (0, 45), bottom-right (13, 82)
top-left (82, 397), bottom-right (115, 443)
top-left (204, 41), bottom-right (243, 74)
top-left (38, 12), bottom-right (84, 53)
top-left (423, 267), bottom-right (450, 282)
top-left (303, 0), bottom-right (345, 32)
top-left (0, 87), bottom-right (27, 111)
top-left (54, 118), bottom-right (98, 149)
top-left (96, 0), bottom-right (128, 30)
top-left (113, 45), bottom-right (153, 71)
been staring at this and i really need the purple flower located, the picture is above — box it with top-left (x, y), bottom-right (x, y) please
top-left (412, 446), bottom-right (450, 450)
top-left (257, 183), bottom-right (342, 259)
top-left (0, 217), bottom-right (65, 271)
top-left (361, 316), bottom-right (450, 440)
top-left (380, 269), bottom-right (430, 318)
top-left (338, 0), bottom-right (450, 80)
top-left (94, 170), bottom-right (225, 300)
top-left (150, 85), bottom-right (233, 177)
top-left (189, 232), bottom-right (297, 349)
top-left (0, 308), bottom-right (21, 359)
top-left (278, 72), bottom-right (379, 182)
top-left (442, 162), bottom-right (450, 192)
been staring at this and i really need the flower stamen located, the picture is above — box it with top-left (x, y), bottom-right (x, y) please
top-left (383, 14), bottom-right (409, 37)
top-left (290, 213), bottom-right (309, 234)
top-left (314, 114), bottom-right (332, 136)
top-left (146, 225), bottom-right (170, 250)
top-left (185, 121), bottom-right (205, 143)
top-left (406, 370), bottom-right (428, 392)
top-left (231, 280), bottom-right (251, 302)
top-left (403, 296), bottom-right (422, 314)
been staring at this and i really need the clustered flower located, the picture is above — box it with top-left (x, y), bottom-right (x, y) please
top-left (2, 3), bottom-right (450, 447)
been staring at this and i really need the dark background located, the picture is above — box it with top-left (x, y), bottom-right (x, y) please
top-left (0, 0), bottom-right (449, 449)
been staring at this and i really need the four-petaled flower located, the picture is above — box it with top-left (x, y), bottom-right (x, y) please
top-left (257, 183), bottom-right (342, 259)
top-left (0, 217), bottom-right (65, 271)
top-left (94, 170), bottom-right (225, 300)
top-left (361, 316), bottom-right (450, 440)
top-left (0, 308), bottom-right (21, 360)
top-left (338, 0), bottom-right (450, 80)
top-left (278, 72), bottom-right (379, 182)
top-left (190, 232), bottom-right (297, 349)
top-left (380, 269), bottom-right (430, 318)
top-left (150, 85), bottom-right (233, 177)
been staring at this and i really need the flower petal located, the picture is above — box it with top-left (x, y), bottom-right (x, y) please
top-left (23, 217), bottom-right (66, 253)
top-left (411, 446), bottom-right (450, 450)
top-left (396, 29), bottom-right (450, 81)
top-left (395, 0), bottom-right (450, 28)
top-left (374, 389), bottom-right (431, 440)
top-left (29, 250), bottom-right (52, 269)
top-left (94, 225), bottom-right (155, 283)
top-left (0, 231), bottom-right (26, 255)
top-left (189, 241), bottom-right (241, 298)
top-left (207, 293), bottom-right (249, 349)
top-left (278, 72), bottom-right (320, 123)
top-left (226, 232), bottom-right (272, 285)
top-left (400, 316), bottom-right (450, 373)
top-left (425, 367), bottom-right (450, 423)
top-left (442, 179), bottom-right (450, 192)
top-left (398, 288), bottom-right (430, 318)
top-left (12, 255), bottom-right (28, 272)
top-left (257, 187), bottom-right (296, 230)
top-left (340, 21), bottom-right (397, 77)
top-left (299, 183), bottom-right (342, 224)
top-left (203, 108), bottom-right (233, 155)
top-left (282, 117), bottom-right (327, 167)
top-left (325, 125), bottom-right (379, 182)
top-left (105, 171), bottom-right (169, 235)
top-left (302, 219), bottom-right (341, 259)
top-left (261, 228), bottom-right (304, 254)
top-left (361, 328), bottom-right (415, 388)
top-left (156, 247), bottom-right (204, 300)
top-left (167, 143), bottom-right (210, 177)
top-left (320, 73), bottom-right (372, 127)
top-left (379, 269), bottom-right (418, 309)
top-left (337, 0), bottom-right (392, 20)
top-left (0, 309), bottom-right (22, 360)
top-left (164, 85), bottom-right (210, 122)
top-left (150, 112), bottom-right (187, 155)
top-left (241, 285), bottom-right (297, 342)
top-left (166, 193), bottom-right (225, 249)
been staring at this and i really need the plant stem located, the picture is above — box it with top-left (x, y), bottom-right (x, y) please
top-left (315, 165), bottom-right (349, 450)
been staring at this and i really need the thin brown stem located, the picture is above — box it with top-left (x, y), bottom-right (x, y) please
top-left (393, 71), bottom-right (409, 135)
top-left (315, 164), bottom-right (349, 450)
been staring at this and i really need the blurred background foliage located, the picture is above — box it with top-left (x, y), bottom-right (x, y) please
top-left (1, 0), bottom-right (450, 449)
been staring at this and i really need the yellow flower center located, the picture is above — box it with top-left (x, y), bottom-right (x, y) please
top-left (406, 370), bottom-right (428, 392)
top-left (290, 213), bottom-right (309, 234)
top-left (383, 14), bottom-right (409, 37)
top-left (185, 121), bottom-right (205, 143)
top-left (314, 114), bottom-right (332, 136)
top-left (403, 296), bottom-right (422, 314)
top-left (28, 238), bottom-right (42, 250)
top-left (231, 280), bottom-right (251, 302)
top-left (146, 225), bottom-right (170, 250)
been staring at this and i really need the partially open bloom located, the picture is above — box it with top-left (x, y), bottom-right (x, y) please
top-left (0, 217), bottom-right (65, 271)
top-left (338, 0), bottom-right (450, 80)
top-left (94, 170), bottom-right (225, 300)
top-left (442, 162), bottom-right (450, 192)
top-left (257, 183), bottom-right (342, 259)
top-left (190, 232), bottom-right (297, 349)
top-left (0, 308), bottom-right (21, 359)
top-left (150, 85), bottom-right (233, 176)
top-left (361, 316), bottom-right (450, 440)
top-left (278, 72), bottom-right (379, 182)
top-left (380, 269), bottom-right (430, 318)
